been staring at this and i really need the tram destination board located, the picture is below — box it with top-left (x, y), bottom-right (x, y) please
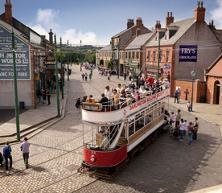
top-left (0, 26), bottom-right (30, 80)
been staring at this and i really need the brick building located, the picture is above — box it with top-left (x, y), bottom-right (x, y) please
top-left (96, 44), bottom-right (112, 68)
top-left (145, 1), bottom-right (222, 102)
top-left (206, 54), bottom-right (222, 105)
top-left (124, 32), bottom-right (153, 75)
top-left (0, 0), bottom-right (54, 108)
top-left (97, 18), bottom-right (150, 75)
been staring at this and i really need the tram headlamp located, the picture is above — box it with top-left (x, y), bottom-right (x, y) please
top-left (90, 154), bottom-right (96, 162)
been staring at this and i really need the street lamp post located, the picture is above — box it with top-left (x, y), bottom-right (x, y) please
top-left (190, 70), bottom-right (196, 112)
top-left (117, 48), bottom-right (120, 79)
top-left (54, 35), bottom-right (61, 117)
top-left (157, 30), bottom-right (160, 80)
top-left (12, 28), bottom-right (20, 141)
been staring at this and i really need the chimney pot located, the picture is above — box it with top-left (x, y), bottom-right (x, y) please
top-left (194, 0), bottom-right (205, 23)
top-left (166, 12), bottom-right (174, 27)
top-left (49, 29), bottom-right (54, 44)
top-left (127, 19), bottom-right (134, 29)
top-left (4, 0), bottom-right (12, 25)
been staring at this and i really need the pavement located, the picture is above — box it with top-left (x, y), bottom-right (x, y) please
top-left (0, 81), bottom-right (68, 144)
top-left (0, 65), bottom-right (222, 193)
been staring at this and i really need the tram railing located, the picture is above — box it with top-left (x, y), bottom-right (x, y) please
top-left (82, 87), bottom-right (169, 113)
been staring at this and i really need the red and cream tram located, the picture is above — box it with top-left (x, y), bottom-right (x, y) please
top-left (81, 88), bottom-right (170, 169)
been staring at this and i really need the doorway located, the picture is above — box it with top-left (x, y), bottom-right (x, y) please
top-left (213, 80), bottom-right (220, 104)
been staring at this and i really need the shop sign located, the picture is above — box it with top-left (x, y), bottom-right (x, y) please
top-left (179, 45), bottom-right (197, 62)
top-left (0, 26), bottom-right (30, 80)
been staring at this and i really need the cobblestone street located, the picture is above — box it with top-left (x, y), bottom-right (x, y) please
top-left (0, 65), bottom-right (222, 193)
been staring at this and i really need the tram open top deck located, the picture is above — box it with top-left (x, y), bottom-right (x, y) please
top-left (81, 88), bottom-right (170, 125)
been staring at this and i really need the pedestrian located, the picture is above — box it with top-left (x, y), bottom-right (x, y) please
top-left (187, 122), bottom-right (194, 145)
top-left (41, 89), bottom-right (46, 104)
top-left (46, 88), bottom-right (51, 105)
top-left (81, 73), bottom-right (85, 81)
top-left (187, 101), bottom-right (192, 112)
top-left (174, 89), bottom-right (179, 103)
top-left (0, 151), bottom-right (3, 167)
top-left (179, 119), bottom-right (186, 140)
top-left (124, 72), bottom-right (127, 81)
top-left (89, 72), bottom-right (92, 80)
top-left (75, 98), bottom-right (81, 109)
top-left (193, 117), bottom-right (199, 140)
top-left (84, 73), bottom-right (88, 81)
top-left (20, 137), bottom-right (30, 169)
top-left (177, 87), bottom-right (181, 103)
top-left (129, 72), bottom-right (132, 81)
top-left (3, 142), bottom-right (12, 171)
top-left (107, 72), bottom-right (111, 81)
top-left (175, 109), bottom-right (181, 128)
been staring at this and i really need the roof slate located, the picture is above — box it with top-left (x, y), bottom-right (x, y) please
top-left (146, 18), bottom-right (195, 47)
top-left (125, 32), bottom-right (153, 50)
top-left (100, 44), bottom-right (112, 51)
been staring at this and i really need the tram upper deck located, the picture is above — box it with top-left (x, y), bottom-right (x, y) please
top-left (82, 88), bottom-right (170, 124)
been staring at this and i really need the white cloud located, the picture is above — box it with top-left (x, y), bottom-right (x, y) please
top-left (29, 8), bottom-right (106, 45)
top-left (62, 29), bottom-right (97, 45)
top-left (31, 24), bottom-right (48, 36)
top-left (211, 0), bottom-right (222, 28)
top-left (36, 8), bottom-right (58, 29)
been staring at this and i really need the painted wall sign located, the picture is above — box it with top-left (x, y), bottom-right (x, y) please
top-left (179, 45), bottom-right (197, 62)
top-left (0, 26), bottom-right (30, 80)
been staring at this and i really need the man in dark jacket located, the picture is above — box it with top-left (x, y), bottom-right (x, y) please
top-left (3, 142), bottom-right (12, 171)
top-left (99, 93), bottom-right (109, 110)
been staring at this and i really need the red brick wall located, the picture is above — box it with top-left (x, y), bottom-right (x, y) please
top-left (174, 80), bottom-right (206, 103)
top-left (207, 76), bottom-right (222, 104)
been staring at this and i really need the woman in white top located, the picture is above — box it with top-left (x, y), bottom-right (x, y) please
top-left (104, 86), bottom-right (112, 100)
top-left (179, 119), bottom-right (186, 140)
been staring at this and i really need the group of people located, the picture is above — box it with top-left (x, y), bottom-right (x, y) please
top-left (76, 76), bottom-right (168, 111)
top-left (169, 109), bottom-right (199, 145)
top-left (81, 70), bottom-right (93, 81)
top-left (0, 137), bottom-right (30, 173)
top-left (36, 88), bottom-right (51, 105)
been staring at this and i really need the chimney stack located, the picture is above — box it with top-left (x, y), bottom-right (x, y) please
top-left (136, 17), bottom-right (143, 26)
top-left (155, 20), bottom-right (161, 30)
top-left (127, 19), bottom-right (134, 29)
top-left (49, 29), bottom-right (53, 44)
top-left (166, 12), bottom-right (174, 27)
top-left (194, 0), bottom-right (205, 23)
top-left (4, 0), bottom-right (12, 25)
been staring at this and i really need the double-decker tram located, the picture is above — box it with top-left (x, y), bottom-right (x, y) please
top-left (80, 88), bottom-right (170, 174)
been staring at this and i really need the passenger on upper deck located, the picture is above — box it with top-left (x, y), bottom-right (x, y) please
top-left (86, 95), bottom-right (96, 103)
top-left (104, 86), bottom-right (112, 100)
top-left (112, 89), bottom-right (120, 110)
top-left (99, 93), bottom-right (109, 110)
top-left (116, 84), bottom-right (122, 94)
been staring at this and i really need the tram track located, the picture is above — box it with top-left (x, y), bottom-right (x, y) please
top-left (0, 128), bottom-right (93, 178)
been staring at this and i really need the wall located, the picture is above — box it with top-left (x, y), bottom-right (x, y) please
top-left (207, 76), bottom-right (222, 104)
top-left (174, 22), bottom-right (221, 81)
top-left (174, 79), bottom-right (206, 103)
top-left (0, 80), bottom-right (32, 108)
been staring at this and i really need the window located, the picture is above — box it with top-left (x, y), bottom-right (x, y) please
top-left (129, 119), bottom-right (135, 136)
top-left (126, 52), bottom-right (128, 59)
top-left (136, 51), bottom-right (139, 59)
top-left (166, 50), bottom-right (169, 62)
top-left (119, 52), bottom-right (122, 59)
top-left (159, 49), bottom-right (162, 62)
top-left (153, 51), bottom-right (156, 62)
top-left (129, 52), bottom-right (131, 59)
top-left (132, 52), bottom-right (135, 59)
top-left (147, 50), bottom-right (150, 62)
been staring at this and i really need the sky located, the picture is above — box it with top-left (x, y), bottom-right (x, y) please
top-left (0, 0), bottom-right (222, 46)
